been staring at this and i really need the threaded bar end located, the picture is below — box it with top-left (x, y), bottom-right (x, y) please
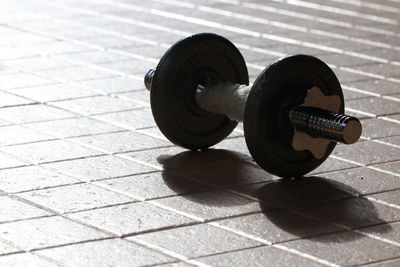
top-left (289, 106), bottom-right (362, 144)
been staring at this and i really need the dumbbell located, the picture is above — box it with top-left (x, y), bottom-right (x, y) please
top-left (144, 33), bottom-right (362, 178)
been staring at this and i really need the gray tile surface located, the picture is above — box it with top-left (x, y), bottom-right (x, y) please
top-left (0, 0), bottom-right (399, 266)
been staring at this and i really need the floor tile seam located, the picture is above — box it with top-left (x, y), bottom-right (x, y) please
top-left (328, 154), bottom-right (400, 178)
top-left (0, 103), bottom-right (149, 129)
top-left (366, 163), bottom-right (400, 176)
top-left (218, 0), bottom-right (399, 35)
top-left (330, 152), bottom-right (399, 171)
top-left (320, 0), bottom-right (400, 13)
top-left (341, 85), bottom-right (393, 98)
top-left (28, 127), bottom-right (129, 141)
top-left (309, 165), bottom-right (366, 176)
top-left (5, 19), bottom-right (393, 105)
top-left (192, 2), bottom-right (400, 48)
top-left (79, 172), bottom-right (290, 228)
top-left (0, 93), bottom-right (176, 161)
top-left (37, 101), bottom-right (158, 136)
top-left (4, 234), bottom-right (182, 267)
top-left (61, 137), bottom-right (175, 163)
top-left (378, 116), bottom-right (400, 124)
top-left (0, 128), bottom-right (129, 149)
top-left (187, 244), bottom-right (274, 266)
top-left (0, 49), bottom-right (42, 64)
top-left (0, 107), bottom-right (81, 124)
top-left (210, 0), bottom-right (400, 20)
top-left (0, 42), bottom-right (124, 82)
top-left (0, 214), bottom-right (58, 226)
top-left (0, 250), bottom-right (67, 267)
top-left (95, 0), bottom-right (400, 50)
top-left (15, 0), bottom-right (400, 71)
top-left (0, 121), bottom-right (394, 186)
top-left (3, 11), bottom-right (177, 52)
top-left (290, 206), bottom-right (400, 238)
top-left (27, 236), bottom-right (117, 253)
top-left (108, 12), bottom-right (399, 68)
top-left (9, 89), bottom-right (105, 104)
top-left (353, 228), bottom-right (400, 247)
top-left (101, 1), bottom-right (400, 54)
top-left (382, 95), bottom-right (400, 102)
top-left (1, 179), bottom-right (86, 195)
top-left (0, 102), bottom-right (40, 109)
top-left (123, 236), bottom-right (214, 266)
top-left (3, 191), bottom-right (130, 236)
top-left (86, 181), bottom-right (210, 221)
top-left (366, 138), bottom-right (400, 149)
top-left (0, 236), bottom-right (39, 259)
top-left (3, 8), bottom-right (190, 53)
top-left (0, 171), bottom-right (371, 263)
top-left (0, 134), bottom-right (162, 172)
top-left (358, 255), bottom-right (400, 267)
top-left (2, 58), bottom-right (81, 73)
top-left (0, 76), bottom-right (59, 91)
top-left (5, 169), bottom-right (232, 229)
top-left (371, 116), bottom-right (400, 127)
top-left (209, 218), bottom-right (351, 246)
top-left (272, 243), bottom-right (340, 267)
top-left (0, 161), bottom-right (33, 171)
top-left (2, 168), bottom-right (160, 196)
top-left (0, 146), bottom-right (109, 166)
top-left (340, 66), bottom-right (400, 81)
top-left (364, 196), bottom-right (400, 210)
top-left (260, 0), bottom-right (398, 25)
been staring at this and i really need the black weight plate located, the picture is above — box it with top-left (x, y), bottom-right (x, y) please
top-left (151, 33), bottom-right (249, 150)
top-left (243, 55), bottom-right (344, 177)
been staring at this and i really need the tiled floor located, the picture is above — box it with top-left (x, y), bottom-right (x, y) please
top-left (0, 0), bottom-right (399, 266)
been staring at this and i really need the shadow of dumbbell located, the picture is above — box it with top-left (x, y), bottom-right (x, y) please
top-left (255, 177), bottom-right (392, 243)
top-left (158, 149), bottom-right (392, 242)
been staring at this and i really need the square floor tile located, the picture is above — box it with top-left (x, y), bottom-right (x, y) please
top-left (68, 202), bottom-right (194, 236)
top-left (37, 239), bottom-right (175, 266)
top-left (0, 196), bottom-right (50, 223)
top-left (367, 190), bottom-right (400, 209)
top-left (0, 152), bottom-right (27, 169)
top-left (214, 211), bottom-right (342, 244)
top-left (17, 183), bottom-right (134, 213)
top-left (41, 155), bottom-right (156, 182)
top-left (13, 84), bottom-right (99, 102)
top-left (0, 104), bottom-right (75, 124)
top-left (282, 231), bottom-right (400, 266)
top-left (71, 131), bottom-right (170, 153)
top-left (1, 140), bottom-right (101, 164)
top-left (197, 245), bottom-right (322, 267)
top-left (129, 224), bottom-right (261, 258)
top-left (0, 92), bottom-right (33, 107)
top-left (360, 221), bottom-right (400, 246)
top-left (98, 172), bottom-right (210, 200)
top-left (0, 241), bottom-right (20, 256)
top-left (293, 197), bottom-right (400, 230)
top-left (0, 125), bottom-right (51, 146)
top-left (93, 108), bottom-right (156, 130)
top-left (332, 141), bottom-right (400, 165)
top-left (27, 117), bottom-right (122, 138)
top-left (0, 216), bottom-right (109, 250)
top-left (78, 76), bottom-right (144, 93)
top-left (51, 96), bottom-right (142, 115)
top-left (0, 166), bottom-right (79, 193)
top-left (149, 190), bottom-right (261, 221)
top-left (321, 167), bottom-right (400, 195)
top-left (0, 253), bottom-right (59, 267)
